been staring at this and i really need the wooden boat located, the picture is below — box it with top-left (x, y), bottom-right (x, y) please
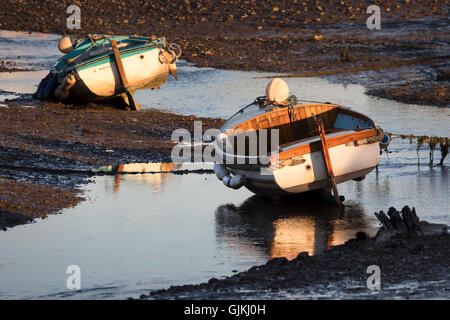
top-left (35, 34), bottom-right (181, 110)
top-left (213, 92), bottom-right (389, 199)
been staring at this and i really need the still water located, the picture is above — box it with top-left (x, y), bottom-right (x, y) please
top-left (0, 31), bottom-right (448, 299)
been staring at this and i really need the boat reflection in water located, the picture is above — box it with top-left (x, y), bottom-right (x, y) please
top-left (215, 195), bottom-right (378, 259)
top-left (111, 162), bottom-right (180, 193)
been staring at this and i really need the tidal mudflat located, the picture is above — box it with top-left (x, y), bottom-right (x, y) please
top-left (0, 2), bottom-right (449, 299)
top-left (0, 32), bottom-right (448, 299)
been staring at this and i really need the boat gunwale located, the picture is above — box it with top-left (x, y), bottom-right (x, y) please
top-left (275, 128), bottom-right (379, 161)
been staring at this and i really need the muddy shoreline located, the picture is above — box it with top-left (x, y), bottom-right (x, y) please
top-left (0, 0), bottom-right (449, 107)
top-left (146, 229), bottom-right (449, 299)
top-left (0, 177), bottom-right (83, 231)
top-left (0, 60), bottom-right (31, 72)
top-left (0, 97), bottom-right (222, 229)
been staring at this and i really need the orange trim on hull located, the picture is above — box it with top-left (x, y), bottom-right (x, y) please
top-left (275, 129), bottom-right (379, 161)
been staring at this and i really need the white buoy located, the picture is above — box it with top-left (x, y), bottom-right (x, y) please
top-left (58, 36), bottom-right (74, 54)
top-left (265, 78), bottom-right (289, 104)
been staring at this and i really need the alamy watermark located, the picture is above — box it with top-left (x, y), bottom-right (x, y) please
top-left (366, 265), bottom-right (381, 291)
top-left (366, 5), bottom-right (381, 30)
top-left (66, 5), bottom-right (81, 30)
top-left (66, 265), bottom-right (81, 290)
top-left (170, 121), bottom-right (280, 171)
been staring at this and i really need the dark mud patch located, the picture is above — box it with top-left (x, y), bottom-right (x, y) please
top-left (0, 1), bottom-right (444, 38)
top-left (146, 231), bottom-right (450, 299)
top-left (0, 60), bottom-right (31, 72)
top-left (0, 210), bottom-right (32, 231)
top-left (0, 177), bottom-right (83, 230)
top-left (367, 79), bottom-right (449, 108)
top-left (0, 96), bottom-right (223, 229)
top-left (1, 96), bottom-right (222, 171)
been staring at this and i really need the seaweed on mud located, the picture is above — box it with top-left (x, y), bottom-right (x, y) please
top-left (427, 137), bottom-right (439, 166)
top-left (389, 132), bottom-right (449, 166)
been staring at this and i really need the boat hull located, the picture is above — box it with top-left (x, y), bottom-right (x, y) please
top-left (70, 48), bottom-right (169, 102)
top-left (35, 35), bottom-right (180, 105)
top-left (223, 138), bottom-right (380, 196)
top-left (213, 101), bottom-right (384, 197)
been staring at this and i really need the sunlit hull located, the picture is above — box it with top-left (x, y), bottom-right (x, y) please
top-left (71, 48), bottom-right (169, 102)
top-left (35, 35), bottom-right (180, 105)
top-left (225, 139), bottom-right (379, 196)
top-left (214, 101), bottom-right (384, 196)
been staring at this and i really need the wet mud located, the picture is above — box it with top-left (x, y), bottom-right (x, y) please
top-left (0, 177), bottom-right (83, 231)
top-left (0, 97), bottom-right (222, 229)
top-left (367, 80), bottom-right (449, 108)
top-left (146, 221), bottom-right (449, 299)
top-left (0, 60), bottom-right (31, 72)
top-left (1, 0), bottom-right (448, 107)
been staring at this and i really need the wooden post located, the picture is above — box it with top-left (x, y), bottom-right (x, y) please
top-left (110, 40), bottom-right (139, 110)
top-left (313, 114), bottom-right (341, 206)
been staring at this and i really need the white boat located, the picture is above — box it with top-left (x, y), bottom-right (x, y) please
top-left (35, 34), bottom-right (181, 110)
top-left (213, 81), bottom-right (389, 199)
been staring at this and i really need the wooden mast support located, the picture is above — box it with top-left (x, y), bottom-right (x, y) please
top-left (313, 114), bottom-right (341, 206)
top-left (110, 39), bottom-right (139, 110)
